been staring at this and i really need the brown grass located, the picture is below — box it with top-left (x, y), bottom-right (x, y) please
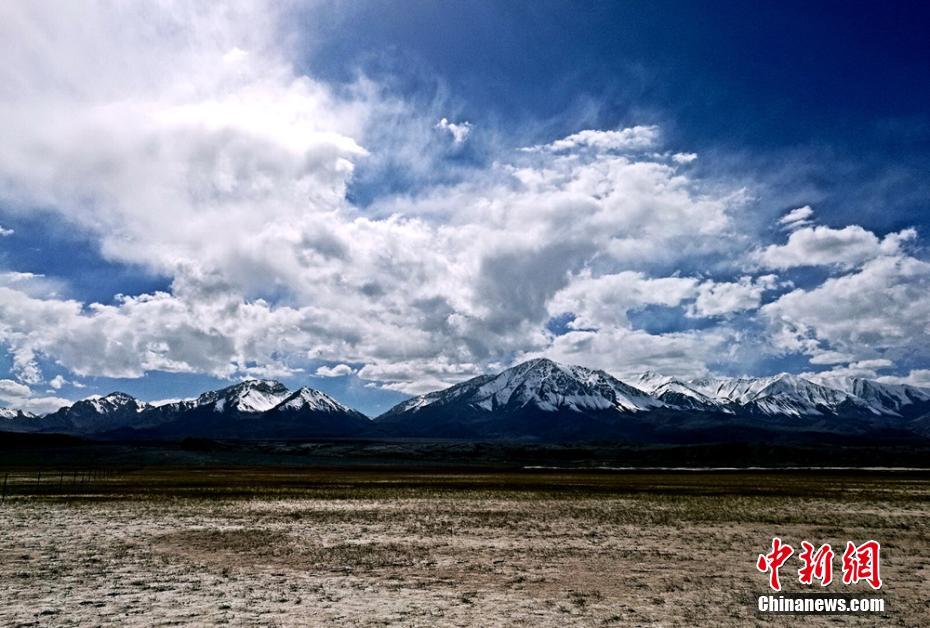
top-left (0, 469), bottom-right (927, 626)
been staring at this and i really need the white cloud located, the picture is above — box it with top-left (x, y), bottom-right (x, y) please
top-left (777, 205), bottom-right (814, 230)
top-left (539, 326), bottom-right (731, 381)
top-left (850, 358), bottom-right (893, 370)
top-left (688, 275), bottom-right (777, 318)
top-left (549, 271), bottom-right (699, 330)
top-left (0, 1), bottom-right (925, 397)
top-left (755, 225), bottom-right (916, 269)
top-left (522, 126), bottom-right (660, 153)
top-left (0, 1), bottom-right (369, 284)
top-left (808, 351), bottom-right (855, 365)
top-left (877, 369), bottom-right (930, 389)
top-left (358, 359), bottom-right (485, 395)
top-left (763, 255), bottom-right (930, 365)
top-left (0, 377), bottom-right (69, 414)
top-left (435, 117), bottom-right (472, 144)
top-left (0, 379), bottom-right (31, 399)
top-left (0, 2), bottom-right (751, 393)
top-left (314, 363), bottom-right (355, 378)
top-left (18, 396), bottom-right (71, 414)
top-left (48, 375), bottom-right (67, 390)
top-left (0, 225), bottom-right (12, 236)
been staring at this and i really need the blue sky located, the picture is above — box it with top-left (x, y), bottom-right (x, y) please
top-left (0, 1), bottom-right (928, 415)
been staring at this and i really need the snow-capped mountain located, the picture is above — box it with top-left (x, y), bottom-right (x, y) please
top-left (0, 407), bottom-right (36, 420)
top-left (0, 407), bottom-right (39, 432)
top-left (2, 380), bottom-right (371, 438)
top-left (182, 380), bottom-right (292, 414)
top-left (806, 375), bottom-right (930, 417)
top-left (274, 387), bottom-right (357, 414)
top-left (377, 358), bottom-right (664, 439)
top-left (38, 392), bottom-right (154, 434)
top-left (1, 365), bottom-right (928, 443)
top-left (378, 359), bottom-right (930, 441)
top-left (631, 372), bottom-right (719, 411)
top-left (388, 358), bottom-right (658, 417)
top-left (683, 373), bottom-right (872, 418)
top-left (260, 387), bottom-right (372, 437)
top-left (137, 380), bottom-right (373, 439)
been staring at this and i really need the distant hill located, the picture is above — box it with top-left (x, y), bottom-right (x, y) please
top-left (375, 358), bottom-right (930, 443)
top-left (2, 361), bottom-right (929, 444)
top-left (3, 380), bottom-right (373, 440)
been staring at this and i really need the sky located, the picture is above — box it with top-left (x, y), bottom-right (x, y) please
top-left (0, 0), bottom-right (928, 416)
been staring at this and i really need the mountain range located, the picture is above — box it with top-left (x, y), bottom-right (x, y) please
top-left (0, 380), bottom-right (370, 440)
top-left (2, 358), bottom-right (929, 443)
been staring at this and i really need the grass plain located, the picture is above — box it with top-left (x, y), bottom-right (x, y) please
top-left (0, 467), bottom-right (928, 626)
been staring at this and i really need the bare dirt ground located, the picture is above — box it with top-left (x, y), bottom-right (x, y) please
top-left (0, 469), bottom-right (927, 626)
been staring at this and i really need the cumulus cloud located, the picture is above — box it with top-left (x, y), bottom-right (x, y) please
top-left (522, 126), bottom-right (659, 153)
top-left (763, 255), bottom-right (930, 366)
top-left (0, 1), bottom-right (369, 285)
top-left (0, 377), bottom-right (69, 414)
top-left (0, 225), bottom-right (12, 236)
top-left (540, 326), bottom-right (731, 380)
top-left (808, 351), bottom-right (855, 365)
top-left (0, 1), bottom-right (926, 397)
top-left (314, 363), bottom-right (355, 378)
top-left (777, 205), bottom-right (813, 230)
top-left (0, 379), bottom-right (31, 399)
top-left (851, 358), bottom-right (894, 370)
top-left (877, 369), bottom-right (930, 389)
top-left (756, 225), bottom-right (916, 269)
top-left (688, 275), bottom-right (777, 318)
top-left (549, 271), bottom-right (699, 330)
top-left (435, 117), bottom-right (472, 144)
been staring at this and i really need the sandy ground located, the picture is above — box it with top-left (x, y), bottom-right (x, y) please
top-left (0, 470), bottom-right (927, 626)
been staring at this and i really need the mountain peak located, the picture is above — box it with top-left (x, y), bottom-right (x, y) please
top-left (514, 357), bottom-right (562, 372)
top-left (385, 357), bottom-right (658, 418)
top-left (101, 391), bottom-right (137, 403)
top-left (196, 379), bottom-right (291, 413)
top-left (229, 379), bottom-right (286, 392)
top-left (0, 407), bottom-right (37, 420)
top-left (275, 386), bottom-right (354, 414)
top-left (78, 392), bottom-right (147, 414)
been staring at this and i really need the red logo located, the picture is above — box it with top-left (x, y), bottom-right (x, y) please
top-left (756, 537), bottom-right (794, 591)
top-left (842, 540), bottom-right (883, 590)
top-left (757, 538), bottom-right (882, 591)
top-left (798, 541), bottom-right (834, 586)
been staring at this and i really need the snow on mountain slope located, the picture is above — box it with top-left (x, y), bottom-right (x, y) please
top-left (388, 360), bottom-right (927, 424)
top-left (387, 374), bottom-right (498, 415)
top-left (274, 387), bottom-right (355, 414)
top-left (38, 392), bottom-right (152, 433)
top-left (386, 358), bottom-right (659, 417)
top-left (85, 392), bottom-right (149, 414)
top-left (745, 374), bottom-right (868, 417)
top-left (192, 380), bottom-right (291, 414)
top-left (808, 375), bottom-right (930, 416)
top-left (630, 372), bottom-right (718, 410)
top-left (0, 407), bottom-right (36, 420)
top-left (687, 375), bottom-right (778, 405)
top-left (0, 407), bottom-right (40, 432)
top-left (681, 373), bottom-right (868, 416)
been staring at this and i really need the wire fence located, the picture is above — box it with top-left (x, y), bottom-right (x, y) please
top-left (0, 469), bottom-right (122, 500)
